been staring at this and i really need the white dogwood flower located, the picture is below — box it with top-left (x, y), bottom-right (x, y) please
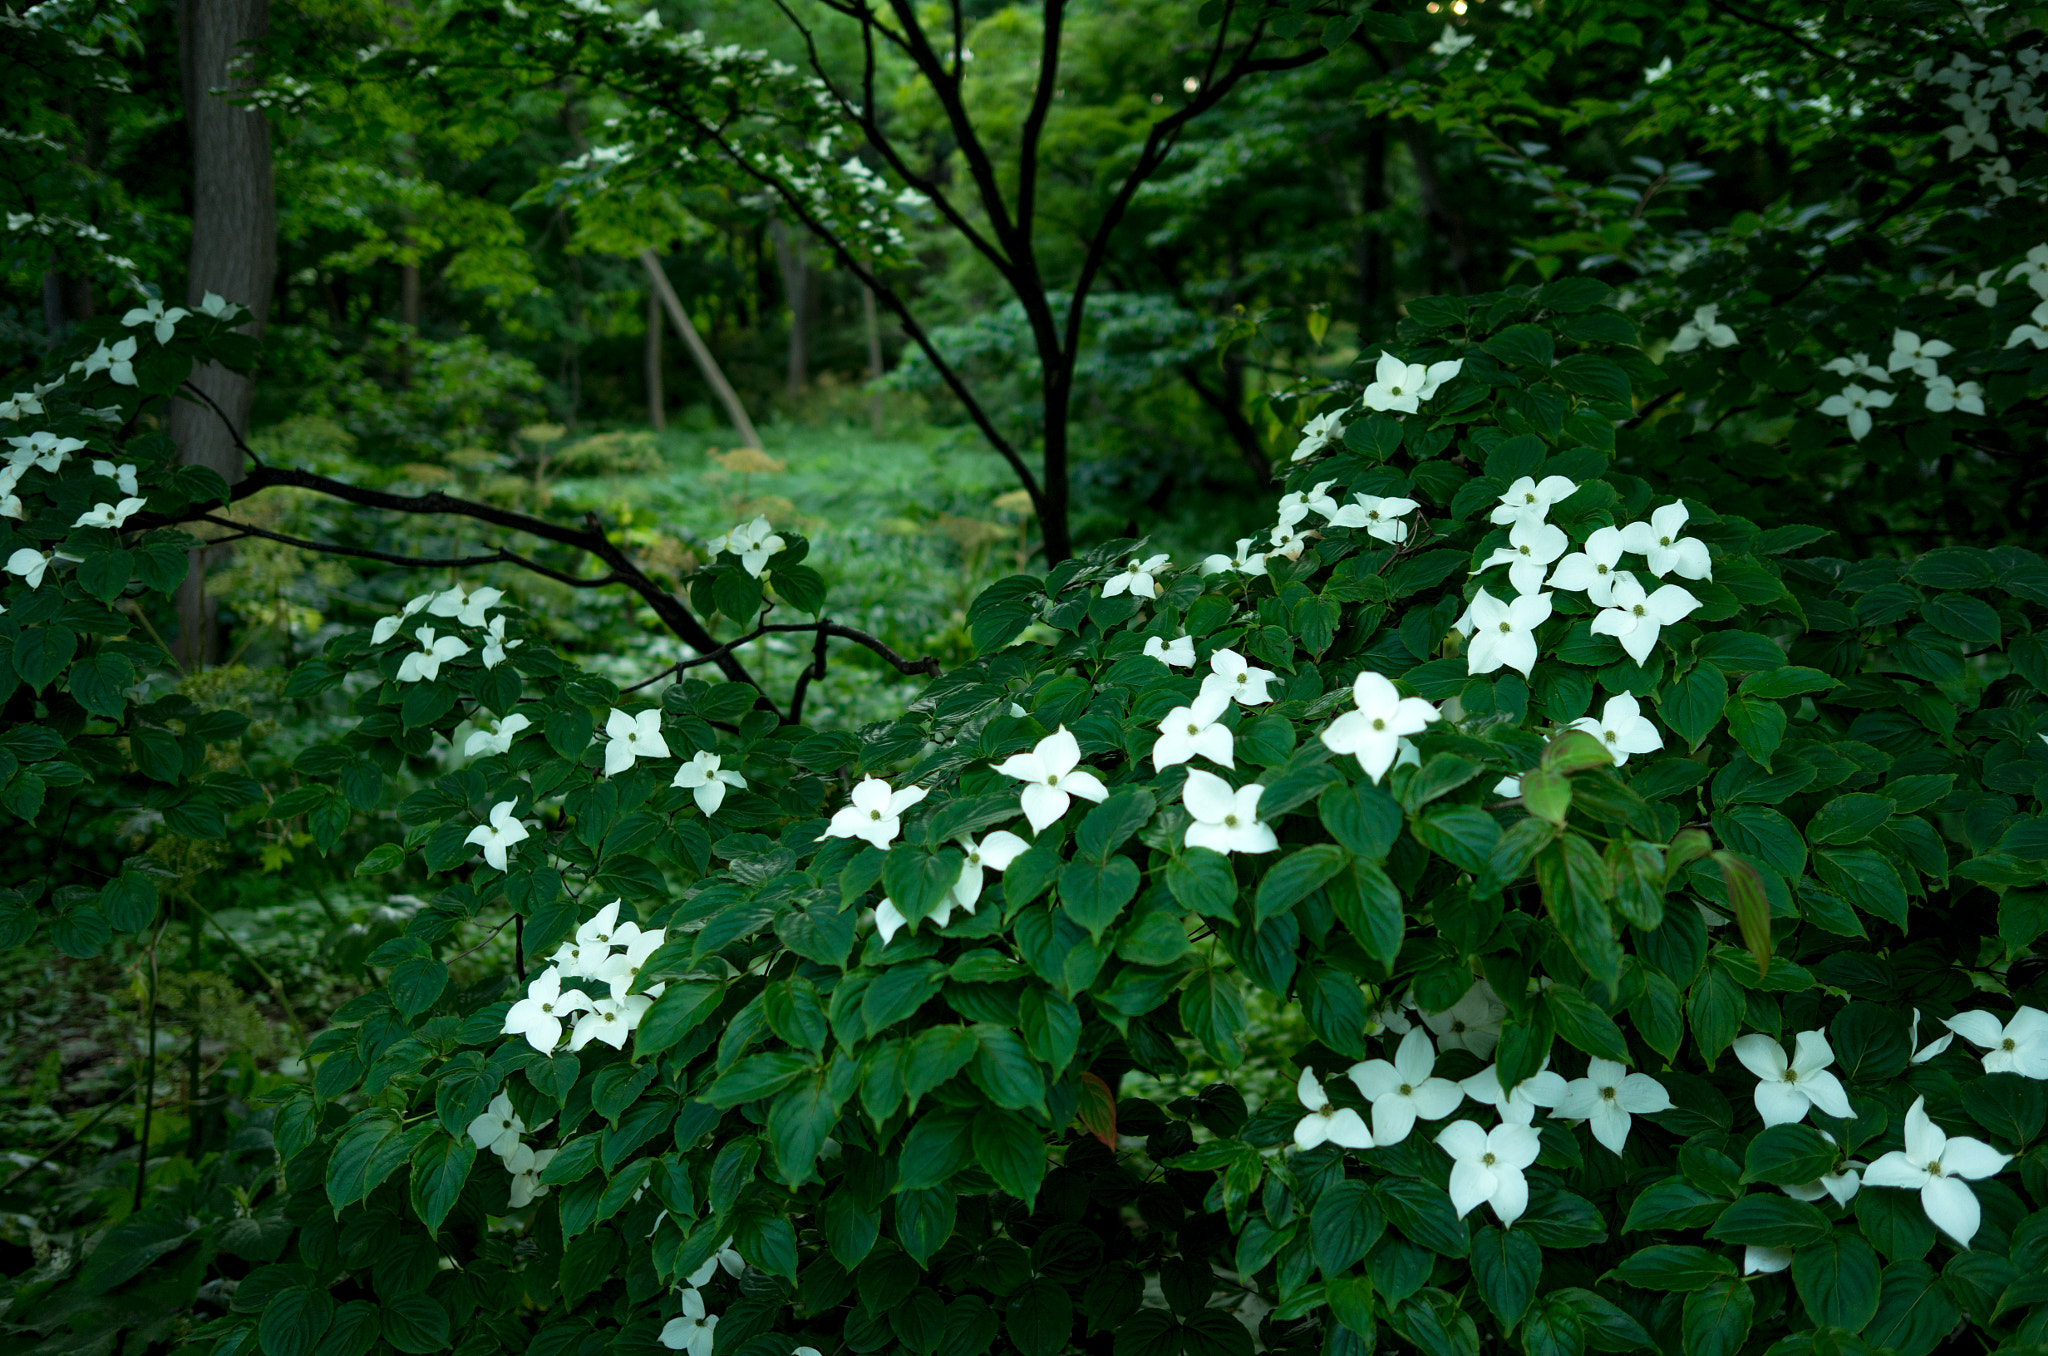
top-left (464, 712), bottom-right (533, 758)
top-left (502, 967), bottom-right (594, 1053)
top-left (597, 929), bottom-right (669, 1000)
top-left (92, 459), bottom-right (140, 495)
top-left (122, 297), bottom-right (190, 343)
top-left (505, 1144), bottom-right (557, 1209)
top-left (1182, 769), bottom-right (1278, 855)
top-left (1103, 552), bottom-right (1171, 600)
top-left (1669, 304), bottom-right (1736, 353)
top-left (1294, 1068), bottom-right (1374, 1150)
top-left (467, 1093), bottom-right (525, 1157)
top-left (1781, 1131), bottom-right (1863, 1208)
top-left (604, 708), bottom-right (670, 775)
top-left (1153, 682), bottom-right (1235, 771)
top-left (948, 830), bottom-right (1030, 911)
top-left (1745, 1247), bottom-right (1794, 1275)
top-left (1321, 671), bottom-right (1439, 782)
top-left (5, 548), bottom-right (79, 589)
top-left (465, 800), bottom-right (530, 871)
top-left (199, 291), bottom-right (237, 318)
top-left (1590, 577), bottom-right (1701, 665)
top-left (2009, 243), bottom-right (2048, 296)
top-left (570, 994), bottom-right (653, 1051)
top-left (1436, 1120), bottom-right (1542, 1227)
top-left (1819, 384), bottom-right (1895, 441)
top-left (1553, 1058), bottom-right (1673, 1154)
top-left (673, 751), bottom-right (747, 815)
top-left (1925, 375), bottom-right (1986, 415)
top-left (820, 774), bottom-right (931, 847)
top-left (1478, 515), bottom-right (1569, 596)
top-left (1199, 537), bottom-right (1267, 577)
top-left (1733, 1030), bottom-right (1856, 1126)
top-left (1429, 23), bottom-right (1476, 56)
top-left (1567, 694), bottom-right (1664, 766)
top-left (994, 727), bottom-right (1108, 832)
top-left (1292, 411), bottom-right (1346, 462)
top-left (577, 901), bottom-right (639, 951)
top-left (686, 1241), bottom-right (745, 1288)
top-left (1205, 648), bottom-right (1277, 706)
top-left (1422, 980), bottom-right (1508, 1057)
top-left (428, 584), bottom-right (504, 627)
top-left (1361, 352), bottom-right (1430, 413)
top-left (1460, 1062), bottom-right (1567, 1126)
top-left (1822, 352), bottom-right (1890, 383)
top-left (1464, 590), bottom-right (1553, 678)
top-left (1143, 634), bottom-right (1196, 668)
top-left (1347, 1028), bottom-right (1465, 1146)
top-left (396, 626), bottom-right (470, 682)
top-left (480, 615), bottom-right (522, 668)
top-left (707, 516), bottom-right (785, 577)
top-left (1618, 502), bottom-right (1713, 580)
top-left (1943, 1006), bottom-right (2048, 1078)
top-left (1862, 1097), bottom-right (2011, 1247)
top-left (1326, 492), bottom-right (1419, 544)
top-left (7, 430), bottom-right (85, 472)
top-left (1887, 329), bottom-right (1954, 378)
top-left (80, 336), bottom-right (139, 385)
top-left (1911, 1009), bottom-right (1954, 1064)
top-left (72, 497), bottom-right (146, 529)
top-left (1490, 475), bottom-right (1577, 526)
top-left (659, 1289), bottom-right (719, 1356)
top-left (372, 593), bottom-right (435, 644)
top-left (1546, 526), bottom-right (1635, 606)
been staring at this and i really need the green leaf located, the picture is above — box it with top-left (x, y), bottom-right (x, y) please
top-left (389, 957), bottom-right (447, 1021)
top-left (1326, 859), bottom-right (1404, 967)
top-left (886, 844), bottom-right (965, 927)
top-left (1658, 664), bottom-right (1727, 750)
top-left (1829, 1003), bottom-right (1909, 1084)
top-left (259, 1288), bottom-right (334, 1356)
top-left (1255, 844), bottom-right (1350, 923)
top-left (1005, 1279), bottom-right (1073, 1356)
top-left (1724, 696), bottom-right (1786, 768)
top-left (972, 1107), bottom-right (1047, 1206)
top-left (1375, 1176), bottom-right (1469, 1257)
top-left (1167, 849), bottom-right (1236, 921)
top-left (1060, 857), bottom-right (1140, 940)
top-left (1411, 805), bottom-right (1501, 873)
top-left (1608, 1245), bottom-right (1735, 1292)
top-left (1321, 783), bottom-right (1403, 859)
top-left (1866, 1261), bottom-right (1960, 1356)
top-left (1792, 1233), bottom-right (1881, 1333)
top-left (1179, 969), bottom-right (1248, 1067)
top-left (1812, 846), bottom-right (1909, 929)
top-left (969, 1024), bottom-right (1046, 1113)
top-left (1076, 790), bottom-right (1156, 862)
top-left (1740, 1124), bottom-right (1837, 1186)
top-left (1809, 794), bottom-right (1894, 845)
top-left (635, 983), bottom-right (722, 1056)
top-left (1546, 982), bottom-right (1631, 1063)
top-left (1680, 1278), bottom-right (1753, 1356)
top-left (379, 1295), bottom-right (451, 1354)
top-left (1737, 666), bottom-right (1840, 700)
top-left (315, 1301), bottom-right (380, 1356)
top-left (704, 1051), bottom-right (814, 1107)
top-left (1311, 1180), bottom-right (1386, 1276)
top-left (1469, 1225), bottom-right (1540, 1329)
top-left (1710, 807), bottom-right (1806, 878)
top-left (408, 1133), bottom-right (475, 1235)
top-left (75, 1203), bottom-right (197, 1295)
top-left (1704, 1195), bottom-right (1832, 1248)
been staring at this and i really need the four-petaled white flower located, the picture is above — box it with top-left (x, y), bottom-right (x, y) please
top-left (7, 430), bottom-right (86, 472)
top-left (1436, 1119), bottom-right (1542, 1227)
top-left (1567, 694), bottom-right (1664, 766)
top-left (72, 497), bottom-right (146, 529)
top-left (821, 775), bottom-right (931, 848)
top-left (1819, 384), bottom-right (1895, 441)
top-left (199, 291), bottom-right (238, 318)
top-left (467, 1093), bottom-right (525, 1157)
top-left (1205, 648), bottom-right (1277, 706)
top-left (1911, 1008), bottom-right (1955, 1064)
top-left (597, 929), bottom-right (669, 1000)
top-left (1479, 515), bottom-right (1569, 596)
top-left (1460, 1062), bottom-right (1567, 1126)
top-left (1267, 516), bottom-right (1311, 561)
top-left (464, 712), bottom-right (533, 758)
top-left (372, 593), bottom-right (434, 644)
top-left (396, 626), bottom-right (470, 683)
top-left (92, 459), bottom-right (140, 496)
top-left (707, 516), bottom-right (786, 577)
top-left (1491, 475), bottom-right (1579, 526)
top-left (1862, 1096), bottom-right (2011, 1247)
top-left (571, 994), bottom-right (653, 1051)
top-left (1429, 23), bottom-right (1476, 56)
top-left (81, 336), bottom-right (140, 385)
top-left (1422, 980), bottom-right (1507, 1057)
top-left (673, 751), bottom-right (747, 815)
top-left (1144, 634), bottom-right (1195, 668)
top-left (121, 297), bottom-right (190, 344)
top-left (1292, 411), bottom-right (1347, 462)
top-left (1182, 769), bottom-right (1278, 855)
top-left (480, 615), bottom-right (522, 669)
top-left (1200, 537), bottom-right (1268, 577)
top-left (502, 967), bottom-right (594, 1053)
top-left (687, 1240), bottom-right (746, 1288)
top-left (505, 1144), bottom-right (557, 1209)
top-left (6, 548), bottom-right (79, 589)
top-left (1547, 526), bottom-right (1636, 607)
top-left (1326, 492), bottom-right (1419, 544)
top-left (1669, 304), bottom-right (1736, 353)
top-left (2009, 244), bottom-right (2048, 297)
top-left (1464, 590), bottom-right (1554, 678)
top-left (429, 584), bottom-right (504, 627)
top-left (1347, 1028), bottom-right (1465, 1146)
top-left (1553, 1057), bottom-right (1673, 1154)
top-left (1153, 682), bottom-right (1235, 771)
top-left (659, 1288), bottom-right (719, 1356)
top-left (1925, 375), bottom-right (1986, 415)
top-left (994, 728), bottom-right (1108, 832)
top-left (1887, 329), bottom-right (1954, 378)
top-left (1619, 503), bottom-right (1713, 580)
top-left (1943, 1006), bottom-right (2048, 1078)
top-left (948, 830), bottom-right (1030, 912)
top-left (1822, 352), bottom-right (1890, 383)
top-left (1361, 351), bottom-right (1462, 413)
top-left (1733, 1030), bottom-right (1856, 1126)
top-left (577, 901), bottom-right (641, 951)
top-left (465, 799), bottom-right (530, 871)
top-left (1103, 553), bottom-right (1171, 599)
top-left (1294, 1067), bottom-right (1373, 1150)
top-left (1590, 577), bottom-right (1701, 665)
top-left (604, 708), bottom-right (670, 775)
top-left (1321, 671), bottom-right (1440, 782)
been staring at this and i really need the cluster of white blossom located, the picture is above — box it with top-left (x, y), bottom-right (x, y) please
top-left (501, 902), bottom-right (667, 1054)
top-left (1916, 46), bottom-right (2046, 195)
top-left (704, 514), bottom-right (786, 578)
top-left (371, 583), bottom-right (521, 680)
top-left (464, 1092), bottom-right (556, 1209)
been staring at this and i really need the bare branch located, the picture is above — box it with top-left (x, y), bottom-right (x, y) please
top-left (194, 515), bottom-right (623, 589)
top-left (1014, 0), bottom-right (1064, 240)
top-left (623, 618), bottom-right (943, 699)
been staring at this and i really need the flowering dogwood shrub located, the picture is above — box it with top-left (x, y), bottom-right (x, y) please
top-left (11, 266), bottom-right (2047, 1356)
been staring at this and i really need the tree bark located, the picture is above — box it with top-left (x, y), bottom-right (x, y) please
top-left (173, 0), bottom-right (275, 669)
top-left (770, 219), bottom-right (808, 396)
top-left (1401, 124), bottom-right (1477, 296)
top-left (1180, 360), bottom-right (1268, 482)
top-left (861, 282), bottom-right (883, 435)
top-left (639, 249), bottom-right (763, 449)
top-left (645, 289), bottom-right (666, 431)
top-left (1359, 117), bottom-right (1390, 334)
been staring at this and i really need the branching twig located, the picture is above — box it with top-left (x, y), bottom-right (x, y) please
top-left (622, 618), bottom-right (943, 700)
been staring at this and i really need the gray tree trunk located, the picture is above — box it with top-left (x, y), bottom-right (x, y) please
top-left (172, 0), bottom-right (275, 668)
top-left (770, 219), bottom-right (808, 396)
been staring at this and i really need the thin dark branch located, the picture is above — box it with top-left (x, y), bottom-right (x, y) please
top-left (787, 626), bottom-right (831, 726)
top-left (1623, 387), bottom-right (1682, 429)
top-left (1014, 0), bottom-right (1063, 238)
top-left (175, 380), bottom-right (265, 471)
top-left (193, 515), bottom-right (622, 590)
top-left (623, 619), bottom-right (943, 697)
